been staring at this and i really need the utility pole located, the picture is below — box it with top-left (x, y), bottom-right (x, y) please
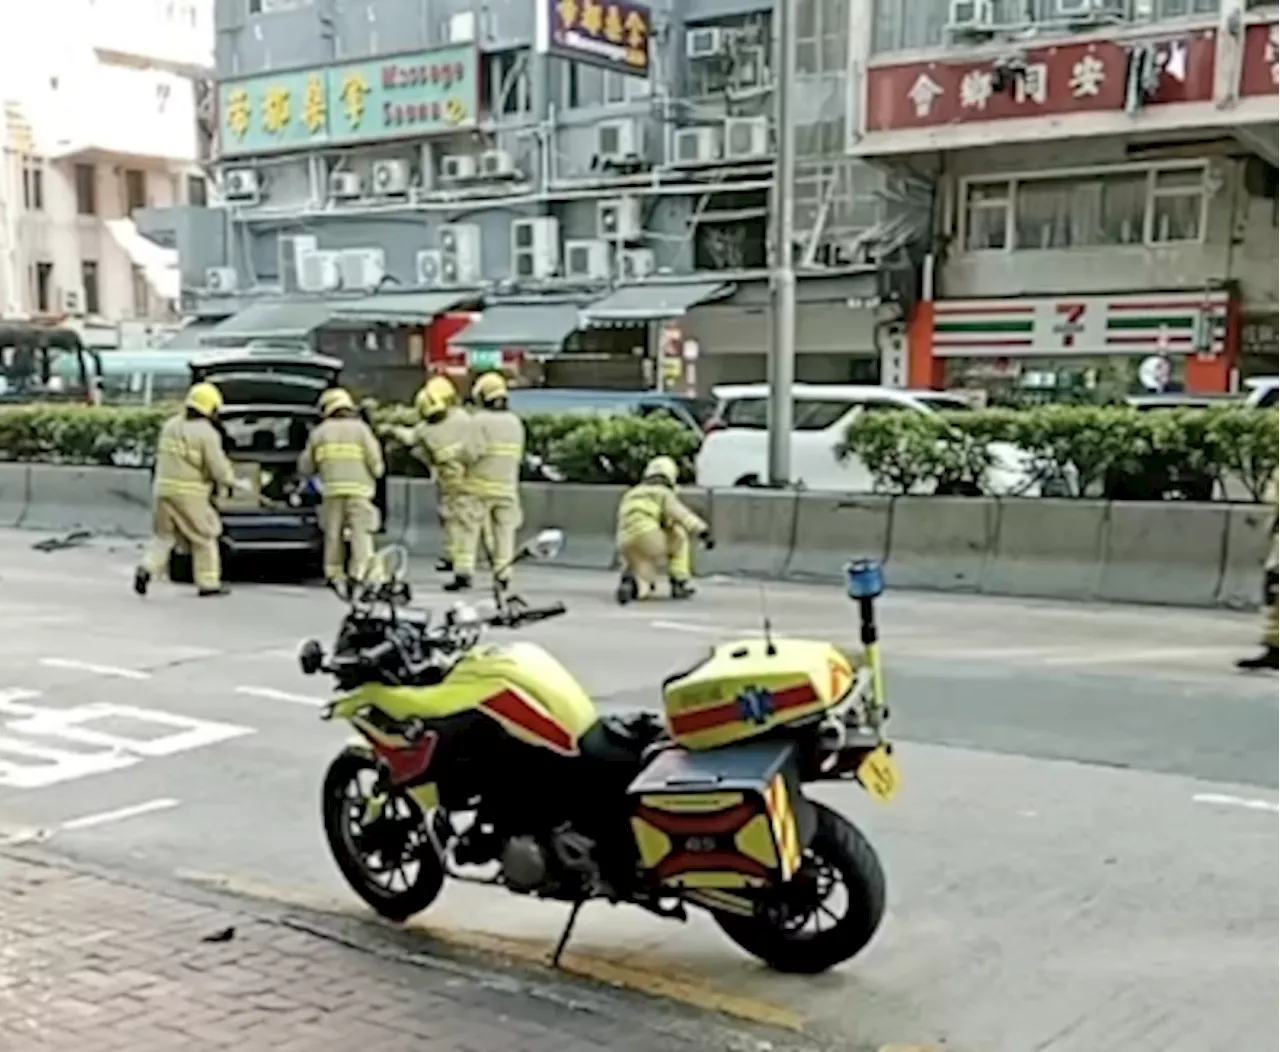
top-left (766, 0), bottom-right (797, 486)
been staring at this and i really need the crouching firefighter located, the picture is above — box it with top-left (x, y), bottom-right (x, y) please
top-left (299, 387), bottom-right (386, 592)
top-left (615, 455), bottom-right (714, 604)
top-left (134, 381), bottom-right (238, 598)
top-left (1238, 467), bottom-right (1279, 671)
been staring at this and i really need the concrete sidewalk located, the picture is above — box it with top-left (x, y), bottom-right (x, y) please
top-left (0, 849), bottom-right (815, 1052)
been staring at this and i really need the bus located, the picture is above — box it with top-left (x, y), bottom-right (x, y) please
top-left (0, 324), bottom-right (102, 404)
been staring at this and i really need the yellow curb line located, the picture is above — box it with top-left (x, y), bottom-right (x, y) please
top-left (181, 871), bottom-right (805, 1033)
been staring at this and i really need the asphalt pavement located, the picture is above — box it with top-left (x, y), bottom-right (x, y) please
top-left (0, 527), bottom-right (1275, 1052)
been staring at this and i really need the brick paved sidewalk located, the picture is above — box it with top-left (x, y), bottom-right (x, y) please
top-left (0, 851), bottom-right (807, 1052)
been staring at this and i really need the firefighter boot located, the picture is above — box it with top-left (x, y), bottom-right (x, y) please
top-left (133, 567), bottom-right (150, 597)
top-left (670, 578), bottom-right (697, 600)
top-left (615, 573), bottom-right (638, 606)
top-left (443, 575), bottom-right (473, 593)
top-left (1236, 645), bottom-right (1279, 671)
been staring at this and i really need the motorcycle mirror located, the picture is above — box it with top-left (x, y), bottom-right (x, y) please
top-left (524, 528), bottom-right (564, 562)
top-left (297, 639), bottom-right (324, 675)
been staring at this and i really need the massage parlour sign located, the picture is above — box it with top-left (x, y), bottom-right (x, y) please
top-left (930, 292), bottom-right (1230, 358)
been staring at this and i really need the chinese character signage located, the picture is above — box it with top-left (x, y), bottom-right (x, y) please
top-left (536, 0), bottom-right (652, 79)
top-left (865, 33), bottom-right (1215, 133)
top-left (930, 293), bottom-right (1230, 359)
top-left (217, 44), bottom-right (478, 156)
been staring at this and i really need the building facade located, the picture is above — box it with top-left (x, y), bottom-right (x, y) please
top-left (849, 0), bottom-right (1279, 399)
top-left (0, 0), bottom-right (214, 332)
top-left (146, 0), bottom-right (930, 394)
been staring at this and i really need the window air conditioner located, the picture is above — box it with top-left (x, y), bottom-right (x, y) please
top-left (563, 239), bottom-right (611, 280)
top-left (597, 196), bottom-right (642, 241)
top-left (371, 159), bottom-right (411, 196)
top-left (440, 155), bottom-right (478, 182)
top-left (223, 168), bottom-right (260, 203)
top-left (338, 247), bottom-right (386, 290)
top-left (299, 251), bottom-right (341, 292)
top-left (59, 287), bottom-right (85, 315)
top-left (723, 116), bottom-right (769, 160)
top-left (205, 266), bottom-right (238, 293)
top-left (618, 248), bottom-right (656, 281)
top-left (328, 171), bottom-right (363, 200)
top-left (596, 119), bottom-right (639, 162)
top-left (510, 217), bottom-right (560, 280)
top-left (416, 249), bottom-right (443, 285)
top-left (948, 0), bottom-right (995, 30)
top-left (480, 149), bottom-right (517, 178)
top-left (438, 223), bottom-right (482, 283)
top-left (672, 127), bottom-right (722, 166)
top-left (685, 26), bottom-right (723, 59)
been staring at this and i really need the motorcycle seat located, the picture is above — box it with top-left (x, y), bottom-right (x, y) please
top-left (581, 713), bottom-right (663, 766)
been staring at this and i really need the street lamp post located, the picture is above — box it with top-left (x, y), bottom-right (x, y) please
top-left (767, 0), bottom-right (797, 486)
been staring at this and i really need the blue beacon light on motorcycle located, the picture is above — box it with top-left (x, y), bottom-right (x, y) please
top-left (845, 559), bottom-right (884, 600)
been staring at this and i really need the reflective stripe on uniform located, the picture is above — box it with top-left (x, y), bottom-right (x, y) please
top-left (484, 442), bottom-right (523, 457)
top-left (467, 476), bottom-right (515, 497)
top-left (314, 442), bottom-right (366, 463)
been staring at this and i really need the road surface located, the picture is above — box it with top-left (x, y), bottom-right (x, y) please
top-left (0, 527), bottom-right (1275, 1052)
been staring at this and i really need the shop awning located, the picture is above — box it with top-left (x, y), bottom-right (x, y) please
top-left (104, 219), bottom-right (180, 303)
top-left (200, 300), bottom-right (339, 344)
top-left (580, 281), bottom-right (733, 326)
top-left (448, 302), bottom-right (584, 353)
top-left (330, 290), bottom-right (477, 325)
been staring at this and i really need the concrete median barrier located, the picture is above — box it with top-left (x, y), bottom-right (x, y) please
top-left (539, 484), bottom-right (622, 570)
top-left (1217, 502), bottom-right (1276, 609)
top-left (982, 499), bottom-right (1107, 601)
top-left (886, 495), bottom-right (998, 592)
top-left (702, 489), bottom-right (796, 578)
top-left (21, 464), bottom-right (151, 536)
top-left (0, 464), bottom-right (28, 527)
top-left (787, 494), bottom-right (891, 582)
top-left (1099, 501), bottom-right (1227, 606)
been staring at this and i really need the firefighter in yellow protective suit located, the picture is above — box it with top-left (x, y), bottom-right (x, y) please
top-left (614, 455), bottom-right (714, 604)
top-left (298, 387), bottom-right (385, 590)
top-left (445, 372), bottom-right (524, 593)
top-left (134, 382), bottom-right (239, 598)
top-left (1237, 467), bottom-right (1279, 671)
top-left (391, 376), bottom-right (492, 574)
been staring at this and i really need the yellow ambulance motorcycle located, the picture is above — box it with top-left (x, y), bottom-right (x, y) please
top-left (301, 532), bottom-right (900, 974)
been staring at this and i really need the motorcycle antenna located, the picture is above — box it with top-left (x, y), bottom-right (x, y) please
top-left (758, 583), bottom-right (777, 656)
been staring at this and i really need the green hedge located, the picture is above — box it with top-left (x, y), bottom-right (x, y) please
top-left (838, 405), bottom-right (1279, 501)
top-left (0, 405), bottom-right (700, 486)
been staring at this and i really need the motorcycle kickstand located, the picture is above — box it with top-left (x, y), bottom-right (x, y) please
top-left (550, 899), bottom-right (585, 969)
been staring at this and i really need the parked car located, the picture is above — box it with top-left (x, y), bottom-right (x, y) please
top-left (165, 349), bottom-right (386, 582)
top-left (1243, 376), bottom-right (1279, 409)
top-left (507, 387), bottom-right (718, 436)
top-left (695, 383), bottom-right (1059, 496)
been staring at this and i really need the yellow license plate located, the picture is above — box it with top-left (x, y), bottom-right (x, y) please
top-left (856, 746), bottom-right (900, 803)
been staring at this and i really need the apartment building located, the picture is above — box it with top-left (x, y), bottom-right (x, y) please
top-left (144, 0), bottom-right (930, 392)
top-left (0, 0), bottom-right (213, 326)
top-left (849, 0), bottom-right (1279, 399)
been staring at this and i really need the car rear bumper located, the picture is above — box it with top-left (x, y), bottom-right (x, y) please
top-left (220, 509), bottom-right (322, 555)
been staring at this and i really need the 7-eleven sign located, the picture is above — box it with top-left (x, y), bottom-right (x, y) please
top-left (1053, 302), bottom-right (1088, 348)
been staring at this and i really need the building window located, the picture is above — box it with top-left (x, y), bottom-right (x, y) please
top-left (74, 164), bottom-right (97, 215)
top-left (962, 164), bottom-right (1207, 252)
top-left (131, 266), bottom-right (149, 317)
top-left (481, 49), bottom-right (529, 117)
top-left (186, 174), bottom-right (208, 206)
top-left (21, 160), bottom-right (45, 211)
top-left (124, 169), bottom-right (147, 213)
top-left (81, 261), bottom-right (100, 315)
top-left (34, 262), bottom-right (54, 313)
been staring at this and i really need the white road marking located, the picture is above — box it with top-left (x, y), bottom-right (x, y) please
top-left (0, 693), bottom-right (254, 789)
top-left (650, 619), bottom-right (727, 634)
top-left (59, 798), bottom-right (181, 831)
top-left (235, 685), bottom-right (325, 707)
top-left (39, 657), bottom-right (150, 680)
top-left (1192, 793), bottom-right (1280, 814)
top-left (1036, 647), bottom-right (1228, 668)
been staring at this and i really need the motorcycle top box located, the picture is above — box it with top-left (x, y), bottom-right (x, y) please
top-left (662, 637), bottom-right (856, 751)
top-left (628, 739), bottom-right (816, 892)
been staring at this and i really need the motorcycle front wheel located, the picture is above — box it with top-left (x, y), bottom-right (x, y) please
top-left (322, 749), bottom-right (445, 923)
top-left (712, 801), bottom-right (886, 974)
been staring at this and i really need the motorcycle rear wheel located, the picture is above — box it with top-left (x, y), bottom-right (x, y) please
top-left (712, 801), bottom-right (885, 974)
top-left (322, 749), bottom-right (445, 923)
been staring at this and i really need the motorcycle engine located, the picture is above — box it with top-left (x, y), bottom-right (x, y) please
top-left (501, 836), bottom-right (548, 894)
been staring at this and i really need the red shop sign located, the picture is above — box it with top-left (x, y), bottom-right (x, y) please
top-left (1240, 20), bottom-right (1279, 97)
top-left (864, 32), bottom-right (1216, 132)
